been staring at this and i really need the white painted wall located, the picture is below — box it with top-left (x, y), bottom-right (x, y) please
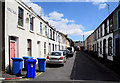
top-left (4, 0), bottom-right (71, 71)
top-left (97, 33), bottom-right (113, 61)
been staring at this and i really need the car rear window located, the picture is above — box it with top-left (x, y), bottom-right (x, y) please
top-left (51, 52), bottom-right (61, 56)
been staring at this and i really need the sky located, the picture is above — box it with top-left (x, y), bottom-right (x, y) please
top-left (23, 0), bottom-right (118, 41)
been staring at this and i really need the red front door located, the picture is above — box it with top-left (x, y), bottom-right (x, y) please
top-left (10, 42), bottom-right (15, 69)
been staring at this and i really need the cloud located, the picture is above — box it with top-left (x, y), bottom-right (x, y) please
top-left (83, 30), bottom-right (94, 37)
top-left (85, 0), bottom-right (108, 9)
top-left (99, 3), bottom-right (107, 9)
top-left (43, 11), bottom-right (93, 38)
top-left (86, 0), bottom-right (107, 3)
top-left (22, 0), bottom-right (94, 40)
top-left (22, 0), bottom-right (43, 15)
top-left (92, 2), bottom-right (107, 9)
top-left (49, 11), bottom-right (64, 20)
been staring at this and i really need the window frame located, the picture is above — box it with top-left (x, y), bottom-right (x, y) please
top-left (18, 7), bottom-right (24, 27)
top-left (30, 17), bottom-right (34, 31)
top-left (44, 42), bottom-right (46, 54)
top-left (40, 22), bottom-right (42, 34)
top-left (45, 25), bottom-right (47, 36)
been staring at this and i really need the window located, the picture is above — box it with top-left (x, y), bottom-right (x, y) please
top-left (55, 44), bottom-right (57, 51)
top-left (52, 44), bottom-right (54, 51)
top-left (44, 42), bottom-right (46, 54)
top-left (51, 52), bottom-right (61, 56)
top-left (18, 7), bottom-right (23, 27)
top-left (109, 17), bottom-right (113, 33)
top-left (27, 39), bottom-right (32, 56)
top-left (50, 29), bottom-right (52, 39)
top-left (95, 32), bottom-right (97, 40)
top-left (104, 21), bottom-right (107, 35)
top-left (118, 11), bottom-right (120, 29)
top-left (103, 39), bottom-right (106, 54)
top-left (97, 42), bottom-right (99, 54)
top-left (100, 26), bottom-right (102, 37)
top-left (45, 25), bottom-right (47, 36)
top-left (58, 35), bottom-right (60, 42)
top-left (56, 33), bottom-right (57, 42)
top-left (62, 46), bottom-right (64, 50)
top-left (53, 31), bottom-right (55, 40)
top-left (108, 37), bottom-right (112, 56)
top-left (115, 38), bottom-right (120, 56)
top-left (98, 29), bottom-right (99, 39)
top-left (30, 17), bottom-right (33, 31)
top-left (100, 41), bottom-right (102, 54)
top-left (49, 43), bottom-right (51, 53)
top-left (40, 22), bottom-right (42, 34)
top-left (37, 41), bottom-right (41, 57)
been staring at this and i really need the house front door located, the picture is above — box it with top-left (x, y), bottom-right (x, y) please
top-left (10, 41), bottom-right (15, 69)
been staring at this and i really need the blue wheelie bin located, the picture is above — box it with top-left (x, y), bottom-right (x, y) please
top-left (23, 56), bottom-right (33, 70)
top-left (26, 59), bottom-right (37, 78)
top-left (11, 57), bottom-right (24, 75)
top-left (37, 58), bottom-right (46, 72)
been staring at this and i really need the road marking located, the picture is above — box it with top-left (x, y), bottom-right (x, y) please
top-left (19, 72), bottom-right (43, 81)
top-left (35, 72), bottom-right (43, 78)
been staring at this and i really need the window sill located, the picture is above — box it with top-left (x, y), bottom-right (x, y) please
top-left (37, 33), bottom-right (42, 36)
top-left (29, 30), bottom-right (35, 34)
top-left (17, 25), bottom-right (25, 30)
top-left (37, 33), bottom-right (48, 38)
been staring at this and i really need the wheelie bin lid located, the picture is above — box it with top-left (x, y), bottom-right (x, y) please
top-left (11, 57), bottom-right (24, 61)
top-left (37, 58), bottom-right (46, 60)
top-left (23, 56), bottom-right (33, 59)
top-left (26, 59), bottom-right (37, 63)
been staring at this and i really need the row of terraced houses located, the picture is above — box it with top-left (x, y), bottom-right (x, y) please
top-left (84, 4), bottom-right (120, 62)
top-left (0, 0), bottom-right (73, 72)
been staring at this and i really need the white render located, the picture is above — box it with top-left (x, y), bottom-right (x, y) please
top-left (4, 0), bottom-right (71, 71)
top-left (97, 33), bottom-right (113, 61)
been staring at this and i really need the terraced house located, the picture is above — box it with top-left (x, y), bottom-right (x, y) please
top-left (0, 0), bottom-right (72, 72)
top-left (85, 4), bottom-right (120, 62)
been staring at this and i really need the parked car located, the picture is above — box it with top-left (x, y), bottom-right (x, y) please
top-left (67, 50), bottom-right (74, 57)
top-left (67, 47), bottom-right (74, 57)
top-left (59, 50), bottom-right (68, 59)
top-left (46, 51), bottom-right (67, 66)
top-left (67, 47), bottom-right (74, 52)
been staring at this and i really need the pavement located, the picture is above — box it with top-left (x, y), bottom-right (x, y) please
top-left (70, 51), bottom-right (120, 82)
top-left (0, 67), bottom-right (43, 82)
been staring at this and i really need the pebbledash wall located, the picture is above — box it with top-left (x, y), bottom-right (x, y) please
top-left (2, 0), bottom-right (71, 72)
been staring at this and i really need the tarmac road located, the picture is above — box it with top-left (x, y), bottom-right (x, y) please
top-left (30, 52), bottom-right (76, 81)
top-left (30, 51), bottom-right (120, 82)
top-left (70, 51), bottom-right (120, 82)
